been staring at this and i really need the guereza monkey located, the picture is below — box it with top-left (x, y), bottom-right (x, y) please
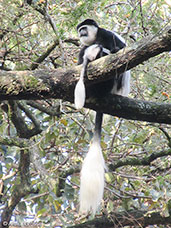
top-left (74, 19), bottom-right (130, 215)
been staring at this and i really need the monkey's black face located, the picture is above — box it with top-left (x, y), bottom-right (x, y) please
top-left (77, 25), bottom-right (98, 46)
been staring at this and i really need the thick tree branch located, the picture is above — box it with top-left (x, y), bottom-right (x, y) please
top-left (68, 210), bottom-right (171, 228)
top-left (86, 94), bottom-right (171, 124)
top-left (0, 27), bottom-right (171, 124)
top-left (0, 136), bottom-right (28, 147)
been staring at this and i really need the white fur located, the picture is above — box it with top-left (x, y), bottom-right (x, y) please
top-left (102, 47), bottom-right (111, 55)
top-left (74, 44), bottom-right (101, 109)
top-left (79, 136), bottom-right (105, 215)
top-left (121, 70), bottom-right (131, 96)
top-left (111, 70), bottom-right (131, 96)
top-left (84, 44), bottom-right (102, 61)
top-left (74, 77), bottom-right (86, 109)
top-left (110, 32), bottom-right (130, 96)
top-left (79, 25), bottom-right (98, 46)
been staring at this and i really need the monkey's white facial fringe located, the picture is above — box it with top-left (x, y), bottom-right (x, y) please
top-left (79, 137), bottom-right (105, 215)
top-left (79, 25), bottom-right (98, 46)
top-left (74, 78), bottom-right (86, 109)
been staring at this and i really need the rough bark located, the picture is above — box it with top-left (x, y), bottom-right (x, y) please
top-left (86, 94), bottom-right (171, 124)
top-left (0, 27), bottom-right (171, 102)
top-left (0, 29), bottom-right (171, 125)
top-left (68, 210), bottom-right (171, 228)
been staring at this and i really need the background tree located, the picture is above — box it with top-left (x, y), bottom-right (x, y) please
top-left (0, 0), bottom-right (171, 227)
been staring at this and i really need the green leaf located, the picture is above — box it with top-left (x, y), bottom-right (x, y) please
top-left (17, 201), bottom-right (27, 212)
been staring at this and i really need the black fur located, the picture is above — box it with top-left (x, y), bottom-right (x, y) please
top-left (96, 28), bottom-right (126, 54)
top-left (77, 19), bottom-right (126, 55)
top-left (77, 19), bottom-right (126, 98)
top-left (77, 19), bottom-right (99, 31)
top-left (76, 19), bottom-right (130, 215)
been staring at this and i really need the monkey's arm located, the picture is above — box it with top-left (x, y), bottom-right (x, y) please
top-left (74, 44), bottom-right (103, 109)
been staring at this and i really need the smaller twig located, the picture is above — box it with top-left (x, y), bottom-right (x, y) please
top-left (105, 2), bottom-right (129, 9)
top-left (2, 171), bottom-right (18, 181)
top-left (109, 149), bottom-right (171, 171)
top-left (105, 186), bottom-right (130, 199)
top-left (8, 101), bottom-right (42, 138)
top-left (18, 101), bottom-right (41, 130)
top-left (158, 126), bottom-right (171, 144)
top-left (113, 171), bottom-right (153, 181)
top-left (23, 191), bottom-right (49, 201)
top-left (110, 119), bottom-right (122, 153)
top-left (139, 0), bottom-right (148, 35)
top-left (26, 100), bottom-right (61, 116)
top-left (29, 39), bottom-right (59, 70)
top-left (64, 38), bottom-right (79, 47)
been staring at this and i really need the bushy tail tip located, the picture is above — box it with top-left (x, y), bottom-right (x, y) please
top-left (79, 138), bottom-right (105, 215)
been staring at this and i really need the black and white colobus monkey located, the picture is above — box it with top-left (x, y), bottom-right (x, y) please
top-left (74, 19), bottom-right (130, 215)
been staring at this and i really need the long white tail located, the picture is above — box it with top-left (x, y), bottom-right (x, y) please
top-left (74, 56), bottom-right (89, 109)
top-left (74, 77), bottom-right (86, 109)
top-left (79, 133), bottom-right (105, 215)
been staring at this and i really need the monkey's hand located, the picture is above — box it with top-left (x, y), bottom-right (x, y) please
top-left (83, 44), bottom-right (103, 62)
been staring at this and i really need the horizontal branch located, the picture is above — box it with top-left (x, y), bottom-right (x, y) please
top-left (0, 27), bottom-right (171, 124)
top-left (86, 94), bottom-right (171, 124)
top-left (0, 136), bottom-right (28, 147)
top-left (109, 148), bottom-right (171, 171)
top-left (68, 209), bottom-right (171, 228)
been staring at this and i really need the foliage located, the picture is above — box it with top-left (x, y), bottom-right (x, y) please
top-left (0, 0), bottom-right (171, 227)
